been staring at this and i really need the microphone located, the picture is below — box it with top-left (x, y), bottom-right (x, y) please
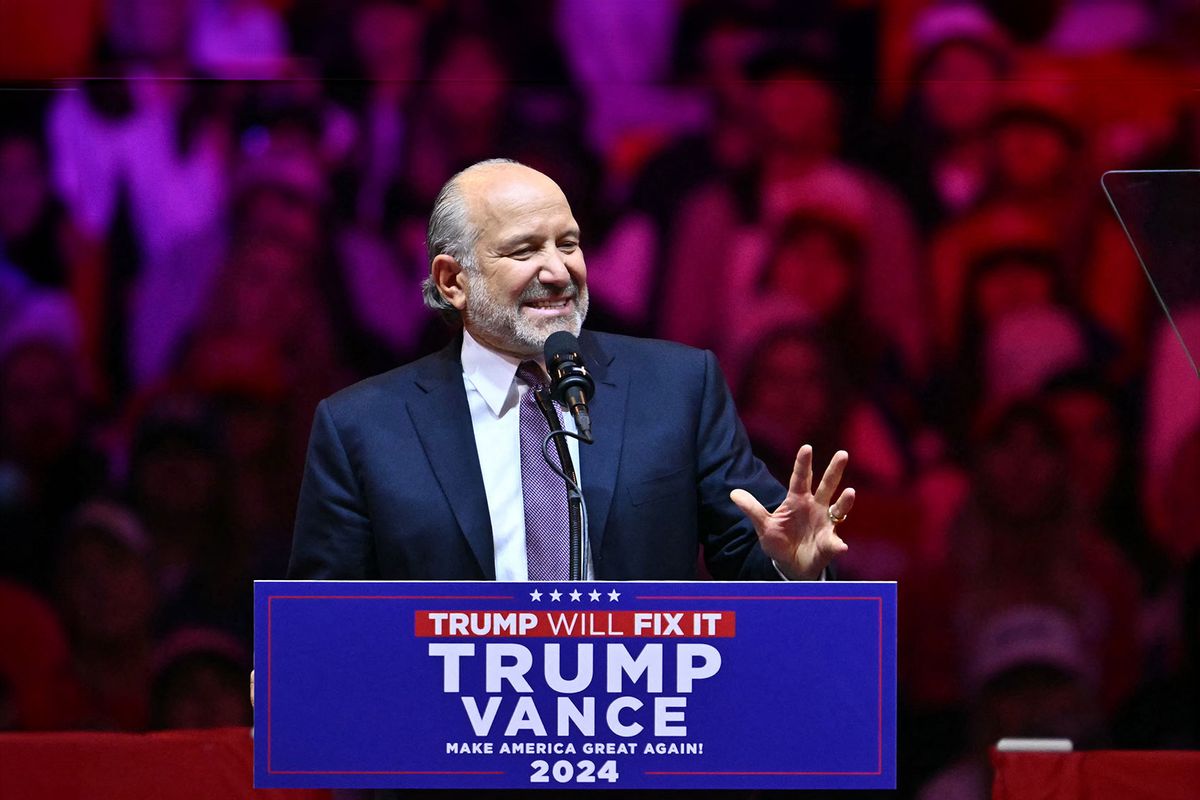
top-left (544, 331), bottom-right (595, 443)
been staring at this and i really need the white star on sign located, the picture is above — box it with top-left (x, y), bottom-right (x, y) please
top-left (588, 590), bottom-right (601, 601)
top-left (530, 589), bottom-right (543, 601)
top-left (569, 590), bottom-right (582, 602)
top-left (549, 590), bottom-right (563, 602)
top-left (607, 590), bottom-right (621, 601)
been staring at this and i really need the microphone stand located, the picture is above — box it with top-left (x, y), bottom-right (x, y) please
top-left (533, 388), bottom-right (589, 581)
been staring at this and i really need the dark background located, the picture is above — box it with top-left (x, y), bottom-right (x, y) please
top-left (1, 1), bottom-right (1198, 797)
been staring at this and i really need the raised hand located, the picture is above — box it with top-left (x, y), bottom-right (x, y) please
top-left (731, 445), bottom-right (853, 580)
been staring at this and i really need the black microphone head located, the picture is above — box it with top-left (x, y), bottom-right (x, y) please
top-left (544, 331), bottom-right (594, 404)
top-left (543, 331), bottom-right (580, 364)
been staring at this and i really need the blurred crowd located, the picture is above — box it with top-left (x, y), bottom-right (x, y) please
top-left (1, 0), bottom-right (1199, 797)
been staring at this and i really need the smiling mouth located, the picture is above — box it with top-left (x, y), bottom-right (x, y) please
top-left (522, 297), bottom-right (574, 313)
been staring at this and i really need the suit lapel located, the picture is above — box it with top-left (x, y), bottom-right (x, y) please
top-left (406, 338), bottom-right (496, 578)
top-left (577, 331), bottom-right (626, 559)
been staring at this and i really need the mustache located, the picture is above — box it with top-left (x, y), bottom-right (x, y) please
top-left (519, 282), bottom-right (581, 303)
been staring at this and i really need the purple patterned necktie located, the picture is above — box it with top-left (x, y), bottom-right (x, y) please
top-left (517, 361), bottom-right (571, 580)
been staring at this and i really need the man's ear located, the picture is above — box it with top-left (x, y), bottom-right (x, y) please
top-left (431, 254), bottom-right (467, 311)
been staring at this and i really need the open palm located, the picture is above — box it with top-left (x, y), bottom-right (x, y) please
top-left (731, 444), bottom-right (854, 580)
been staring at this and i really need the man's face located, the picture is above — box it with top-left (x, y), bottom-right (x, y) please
top-left (768, 229), bottom-right (855, 319)
top-left (0, 137), bottom-right (48, 241)
top-left (0, 342), bottom-right (82, 467)
top-left (744, 338), bottom-right (831, 439)
top-left (978, 419), bottom-right (1065, 526)
top-left (994, 119), bottom-right (1072, 191)
top-left (757, 72), bottom-right (838, 154)
top-left (974, 260), bottom-right (1056, 323)
top-left (1045, 389), bottom-right (1121, 510)
top-left (919, 42), bottom-right (1002, 136)
top-left (981, 666), bottom-right (1093, 744)
top-left (353, 1), bottom-right (424, 84)
top-left (457, 168), bottom-right (588, 357)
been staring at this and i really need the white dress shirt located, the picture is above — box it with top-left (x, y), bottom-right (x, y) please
top-left (460, 329), bottom-right (583, 581)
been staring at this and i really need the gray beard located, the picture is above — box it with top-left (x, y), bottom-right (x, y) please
top-left (463, 270), bottom-right (589, 356)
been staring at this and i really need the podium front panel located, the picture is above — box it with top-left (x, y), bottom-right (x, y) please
top-left (254, 580), bottom-right (896, 790)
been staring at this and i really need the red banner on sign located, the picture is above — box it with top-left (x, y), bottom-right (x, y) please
top-left (414, 610), bottom-right (736, 638)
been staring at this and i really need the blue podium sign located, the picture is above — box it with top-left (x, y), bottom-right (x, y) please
top-left (254, 580), bottom-right (896, 790)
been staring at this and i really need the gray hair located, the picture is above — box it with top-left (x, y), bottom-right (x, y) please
top-left (422, 158), bottom-right (522, 323)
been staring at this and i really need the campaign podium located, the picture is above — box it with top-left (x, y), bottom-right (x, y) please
top-left (253, 580), bottom-right (896, 791)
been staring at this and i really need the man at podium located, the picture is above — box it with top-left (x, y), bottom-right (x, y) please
top-left (287, 159), bottom-right (853, 584)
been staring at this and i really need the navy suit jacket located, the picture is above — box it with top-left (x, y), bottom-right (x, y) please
top-left (287, 330), bottom-right (788, 581)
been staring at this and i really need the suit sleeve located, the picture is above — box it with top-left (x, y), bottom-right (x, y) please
top-left (287, 399), bottom-right (378, 579)
top-left (693, 349), bottom-right (788, 580)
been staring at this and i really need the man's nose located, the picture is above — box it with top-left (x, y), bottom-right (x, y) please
top-left (538, 249), bottom-right (571, 286)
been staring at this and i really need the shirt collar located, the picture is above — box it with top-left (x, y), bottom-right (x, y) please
top-left (460, 328), bottom-right (539, 417)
